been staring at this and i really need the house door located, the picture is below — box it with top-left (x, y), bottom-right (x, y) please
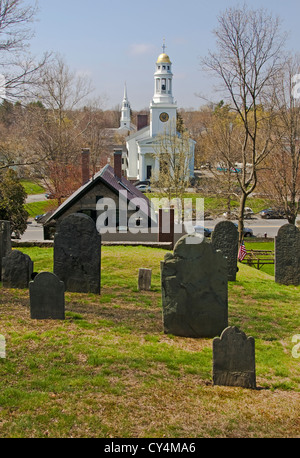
top-left (147, 165), bottom-right (152, 180)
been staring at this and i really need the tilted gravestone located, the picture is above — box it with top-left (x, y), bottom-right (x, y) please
top-left (2, 250), bottom-right (33, 289)
top-left (275, 224), bottom-right (300, 286)
top-left (0, 221), bottom-right (12, 281)
top-left (212, 220), bottom-right (239, 281)
top-left (213, 326), bottom-right (256, 389)
top-left (54, 213), bottom-right (101, 294)
top-left (30, 272), bottom-right (65, 320)
top-left (161, 233), bottom-right (228, 338)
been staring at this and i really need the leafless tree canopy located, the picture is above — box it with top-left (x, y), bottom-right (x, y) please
top-left (202, 5), bottom-right (287, 241)
top-left (0, 0), bottom-right (49, 100)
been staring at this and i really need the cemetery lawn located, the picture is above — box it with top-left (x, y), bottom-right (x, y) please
top-left (0, 245), bottom-right (299, 438)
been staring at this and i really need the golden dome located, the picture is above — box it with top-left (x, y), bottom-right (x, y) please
top-left (156, 53), bottom-right (171, 64)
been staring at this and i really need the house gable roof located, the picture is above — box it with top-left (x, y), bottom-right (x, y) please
top-left (44, 164), bottom-right (152, 225)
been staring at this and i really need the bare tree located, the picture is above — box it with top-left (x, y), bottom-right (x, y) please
top-left (198, 102), bottom-right (242, 216)
top-left (259, 55), bottom-right (300, 224)
top-left (0, 0), bottom-right (49, 101)
top-left (202, 4), bottom-right (286, 242)
top-left (152, 119), bottom-right (194, 201)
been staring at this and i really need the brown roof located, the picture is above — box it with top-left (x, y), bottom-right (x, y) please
top-left (44, 164), bottom-right (152, 225)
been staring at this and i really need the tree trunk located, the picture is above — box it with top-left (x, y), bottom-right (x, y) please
top-left (238, 192), bottom-right (247, 244)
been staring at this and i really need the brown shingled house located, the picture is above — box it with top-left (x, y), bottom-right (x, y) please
top-left (43, 150), bottom-right (157, 241)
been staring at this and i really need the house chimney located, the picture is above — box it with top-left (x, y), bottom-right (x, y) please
top-left (81, 148), bottom-right (90, 185)
top-left (137, 114), bottom-right (148, 131)
top-left (114, 149), bottom-right (123, 179)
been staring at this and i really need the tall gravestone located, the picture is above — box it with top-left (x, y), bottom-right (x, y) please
top-left (30, 272), bottom-right (65, 320)
top-left (0, 221), bottom-right (12, 281)
top-left (161, 233), bottom-right (228, 338)
top-left (275, 224), bottom-right (300, 286)
top-left (213, 326), bottom-right (256, 389)
top-left (212, 221), bottom-right (238, 281)
top-left (2, 250), bottom-right (33, 289)
top-left (54, 213), bottom-right (101, 294)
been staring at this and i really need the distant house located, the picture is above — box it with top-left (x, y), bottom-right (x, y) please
top-left (43, 149), bottom-right (155, 240)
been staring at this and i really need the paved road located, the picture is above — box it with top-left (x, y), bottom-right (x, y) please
top-left (19, 216), bottom-right (295, 242)
top-left (26, 194), bottom-right (47, 203)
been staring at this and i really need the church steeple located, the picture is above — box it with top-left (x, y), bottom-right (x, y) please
top-left (152, 40), bottom-right (174, 105)
top-left (150, 42), bottom-right (177, 137)
top-left (120, 82), bottom-right (131, 130)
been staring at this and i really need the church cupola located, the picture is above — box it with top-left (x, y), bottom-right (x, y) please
top-left (152, 42), bottom-right (174, 105)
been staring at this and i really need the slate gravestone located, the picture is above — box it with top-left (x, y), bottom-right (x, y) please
top-left (54, 213), bottom-right (101, 294)
top-left (138, 268), bottom-right (152, 291)
top-left (161, 233), bottom-right (228, 338)
top-left (275, 224), bottom-right (300, 286)
top-left (2, 250), bottom-right (33, 289)
top-left (212, 221), bottom-right (238, 281)
top-left (213, 326), bottom-right (256, 389)
top-left (0, 221), bottom-right (12, 281)
top-left (30, 272), bottom-right (65, 320)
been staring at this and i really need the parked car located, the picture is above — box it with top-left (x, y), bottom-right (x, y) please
top-left (223, 207), bottom-right (254, 219)
top-left (260, 208), bottom-right (285, 219)
top-left (194, 225), bottom-right (212, 237)
top-left (233, 223), bottom-right (253, 237)
top-left (45, 192), bottom-right (54, 199)
top-left (34, 213), bottom-right (46, 223)
top-left (136, 184), bottom-right (151, 193)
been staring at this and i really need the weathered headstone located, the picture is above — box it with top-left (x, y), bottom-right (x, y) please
top-left (275, 224), bottom-right (300, 286)
top-left (212, 221), bottom-right (238, 281)
top-left (161, 233), bottom-right (228, 338)
top-left (54, 213), bottom-right (101, 294)
top-left (213, 326), bottom-right (256, 389)
top-left (2, 250), bottom-right (33, 289)
top-left (0, 221), bottom-right (12, 281)
top-left (138, 268), bottom-right (152, 291)
top-left (30, 272), bottom-right (65, 320)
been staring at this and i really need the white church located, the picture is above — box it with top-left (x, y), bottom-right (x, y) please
top-left (120, 46), bottom-right (195, 183)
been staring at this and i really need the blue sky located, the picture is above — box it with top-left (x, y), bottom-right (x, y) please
top-left (28, 0), bottom-right (300, 110)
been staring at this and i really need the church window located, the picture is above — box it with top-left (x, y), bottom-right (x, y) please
top-left (162, 78), bottom-right (166, 91)
top-left (163, 66), bottom-right (166, 70)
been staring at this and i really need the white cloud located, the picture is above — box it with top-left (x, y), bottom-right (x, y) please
top-left (129, 43), bottom-right (155, 56)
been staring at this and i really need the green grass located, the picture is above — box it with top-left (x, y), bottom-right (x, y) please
top-left (25, 200), bottom-right (58, 218)
top-left (20, 181), bottom-right (45, 195)
top-left (0, 245), bottom-right (299, 438)
top-left (147, 192), bottom-right (274, 216)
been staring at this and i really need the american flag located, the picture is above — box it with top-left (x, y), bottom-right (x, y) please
top-left (238, 241), bottom-right (247, 261)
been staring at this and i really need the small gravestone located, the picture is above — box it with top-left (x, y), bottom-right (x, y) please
top-left (138, 268), bottom-right (152, 291)
top-left (2, 250), bottom-right (33, 289)
top-left (213, 326), bottom-right (256, 389)
top-left (161, 233), bottom-right (228, 338)
top-left (212, 221), bottom-right (238, 281)
top-left (30, 272), bottom-right (65, 320)
top-left (0, 221), bottom-right (12, 281)
top-left (54, 213), bottom-right (101, 294)
top-left (275, 224), bottom-right (300, 286)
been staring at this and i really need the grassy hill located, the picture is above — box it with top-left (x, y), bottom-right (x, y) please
top-left (0, 245), bottom-right (299, 438)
